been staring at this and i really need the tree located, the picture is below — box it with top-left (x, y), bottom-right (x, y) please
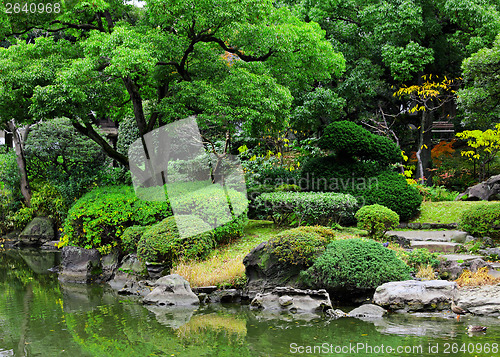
top-left (456, 124), bottom-right (500, 181)
top-left (458, 34), bottom-right (500, 130)
top-left (28, 0), bottom-right (345, 173)
top-left (284, 0), bottom-right (500, 125)
top-left (0, 37), bottom-right (81, 205)
top-left (394, 75), bottom-right (459, 183)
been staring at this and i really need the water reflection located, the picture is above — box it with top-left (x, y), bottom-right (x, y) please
top-left (1, 249), bottom-right (500, 357)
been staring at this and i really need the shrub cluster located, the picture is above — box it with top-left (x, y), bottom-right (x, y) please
top-left (301, 238), bottom-right (411, 290)
top-left (63, 186), bottom-right (172, 254)
top-left (400, 248), bottom-right (441, 270)
top-left (266, 226), bottom-right (336, 266)
top-left (459, 203), bottom-right (500, 240)
top-left (11, 182), bottom-right (68, 230)
top-left (256, 191), bottom-right (358, 226)
top-left (137, 215), bottom-right (215, 266)
top-left (355, 204), bottom-right (399, 238)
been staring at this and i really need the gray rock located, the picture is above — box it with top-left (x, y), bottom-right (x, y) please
top-left (101, 252), bottom-right (120, 281)
top-left (325, 309), bottom-right (347, 319)
top-left (118, 280), bottom-right (154, 297)
top-left (207, 289), bottom-right (241, 303)
top-left (58, 246), bottom-right (102, 283)
top-left (438, 260), bottom-right (464, 280)
top-left (478, 248), bottom-right (500, 258)
top-left (373, 280), bottom-right (458, 311)
top-left (482, 237), bottom-right (494, 247)
top-left (243, 242), bottom-right (305, 298)
top-left (40, 241), bottom-right (60, 250)
top-left (456, 174), bottom-right (500, 201)
top-left (250, 287), bottom-right (332, 314)
top-left (19, 217), bottom-right (54, 245)
top-left (108, 254), bottom-right (146, 291)
top-left (279, 295), bottom-right (293, 307)
top-left (457, 286), bottom-right (500, 316)
top-left (464, 258), bottom-right (489, 273)
top-left (465, 235), bottom-right (476, 243)
top-left (450, 231), bottom-right (468, 243)
top-left (348, 304), bottom-right (387, 318)
top-left (143, 274), bottom-right (199, 307)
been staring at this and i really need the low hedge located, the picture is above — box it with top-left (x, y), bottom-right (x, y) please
top-left (301, 238), bottom-right (411, 291)
top-left (459, 202), bottom-right (500, 240)
top-left (267, 226), bottom-right (336, 266)
top-left (120, 225), bottom-right (148, 253)
top-left (137, 215), bottom-right (215, 265)
top-left (355, 204), bottom-right (399, 238)
top-left (256, 191), bottom-right (358, 226)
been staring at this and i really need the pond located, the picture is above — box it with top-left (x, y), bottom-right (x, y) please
top-left (1, 248), bottom-right (499, 357)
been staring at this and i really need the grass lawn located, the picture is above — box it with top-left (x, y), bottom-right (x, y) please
top-left (410, 200), bottom-right (499, 224)
top-left (172, 220), bottom-right (363, 288)
top-left (172, 220), bottom-right (283, 288)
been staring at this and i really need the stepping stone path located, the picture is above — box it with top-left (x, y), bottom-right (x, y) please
top-left (386, 230), bottom-right (500, 276)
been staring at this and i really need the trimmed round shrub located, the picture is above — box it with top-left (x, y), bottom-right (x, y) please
top-left (355, 204), bottom-right (399, 238)
top-left (363, 171), bottom-right (422, 222)
top-left (137, 215), bottom-right (215, 265)
top-left (120, 225), bottom-right (148, 253)
top-left (459, 203), bottom-right (500, 240)
top-left (319, 121), bottom-right (401, 165)
top-left (301, 238), bottom-right (411, 290)
top-left (63, 186), bottom-right (172, 255)
top-left (267, 226), bottom-right (335, 266)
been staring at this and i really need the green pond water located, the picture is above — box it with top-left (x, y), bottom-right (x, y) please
top-left (1, 248), bottom-right (500, 357)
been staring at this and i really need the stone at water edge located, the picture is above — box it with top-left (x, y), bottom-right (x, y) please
top-left (58, 246), bottom-right (102, 283)
top-left (373, 280), bottom-right (458, 311)
top-left (347, 304), bottom-right (387, 318)
top-left (19, 216), bottom-right (55, 245)
top-left (250, 287), bottom-right (333, 313)
top-left (143, 274), bottom-right (199, 306)
top-left (456, 285), bottom-right (500, 317)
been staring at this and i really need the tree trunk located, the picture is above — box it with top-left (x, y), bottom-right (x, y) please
top-left (7, 120), bottom-right (32, 206)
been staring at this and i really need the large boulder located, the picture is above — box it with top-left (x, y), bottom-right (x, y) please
top-left (373, 280), bottom-right (458, 311)
top-left (58, 246), bottom-right (102, 283)
top-left (456, 174), bottom-right (500, 201)
top-left (19, 217), bottom-right (54, 246)
top-left (108, 254), bottom-right (146, 291)
top-left (243, 242), bottom-right (305, 298)
top-left (143, 274), bottom-right (199, 307)
top-left (456, 285), bottom-right (500, 316)
top-left (250, 287), bottom-right (332, 314)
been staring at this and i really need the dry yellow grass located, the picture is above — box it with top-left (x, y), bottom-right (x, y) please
top-left (172, 255), bottom-right (246, 288)
top-left (415, 264), bottom-right (436, 280)
top-left (455, 267), bottom-right (500, 287)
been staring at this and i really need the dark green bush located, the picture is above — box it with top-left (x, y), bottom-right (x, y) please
top-left (355, 204), bottom-right (399, 238)
top-left (301, 238), bottom-right (411, 290)
top-left (362, 171), bottom-right (422, 222)
top-left (25, 118), bottom-right (110, 204)
top-left (256, 191), bottom-right (358, 226)
top-left (267, 226), bottom-right (335, 266)
top-left (319, 121), bottom-right (401, 166)
top-left (137, 215), bottom-right (215, 265)
top-left (120, 225), bottom-right (148, 253)
top-left (459, 203), bottom-right (500, 240)
top-left (63, 186), bottom-right (172, 255)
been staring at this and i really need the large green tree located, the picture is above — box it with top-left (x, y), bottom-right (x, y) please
top-left (0, 37), bottom-right (81, 205)
top-left (25, 0), bottom-right (344, 170)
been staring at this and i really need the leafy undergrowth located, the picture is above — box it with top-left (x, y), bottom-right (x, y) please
top-left (410, 201), bottom-right (499, 224)
top-left (455, 267), bottom-right (500, 287)
top-left (171, 220), bottom-right (363, 288)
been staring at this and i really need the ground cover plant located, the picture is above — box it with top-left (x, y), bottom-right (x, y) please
top-left (412, 201), bottom-right (500, 224)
